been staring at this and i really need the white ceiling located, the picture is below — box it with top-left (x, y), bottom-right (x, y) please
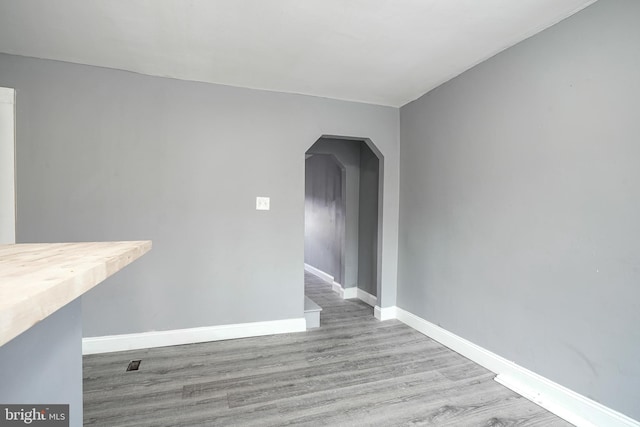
top-left (0, 0), bottom-right (596, 107)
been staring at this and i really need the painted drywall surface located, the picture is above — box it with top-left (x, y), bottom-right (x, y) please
top-left (398, 0), bottom-right (640, 419)
top-left (0, 87), bottom-right (15, 244)
top-left (358, 145), bottom-right (379, 297)
top-left (0, 300), bottom-right (82, 426)
top-left (0, 53), bottom-right (400, 335)
top-left (307, 138), bottom-right (361, 288)
top-left (304, 154), bottom-right (345, 283)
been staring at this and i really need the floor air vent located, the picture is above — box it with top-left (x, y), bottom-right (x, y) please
top-left (126, 360), bottom-right (141, 372)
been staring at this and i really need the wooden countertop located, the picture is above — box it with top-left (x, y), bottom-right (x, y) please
top-left (0, 241), bottom-right (151, 347)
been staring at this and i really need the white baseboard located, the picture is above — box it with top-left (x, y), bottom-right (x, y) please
top-left (495, 374), bottom-right (638, 427)
top-left (331, 281), bottom-right (344, 298)
top-left (394, 307), bottom-right (639, 427)
top-left (374, 305), bottom-right (397, 321)
top-left (304, 263), bottom-right (334, 283)
top-left (324, 278), bottom-right (358, 300)
top-left (357, 289), bottom-right (377, 307)
top-left (343, 286), bottom-right (358, 299)
top-left (82, 318), bottom-right (307, 355)
top-left (330, 281), bottom-right (357, 299)
top-left (304, 264), bottom-right (369, 303)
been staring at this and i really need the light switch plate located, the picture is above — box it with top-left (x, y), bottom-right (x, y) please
top-left (256, 197), bottom-right (270, 211)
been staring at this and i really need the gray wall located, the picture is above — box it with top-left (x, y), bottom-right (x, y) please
top-left (398, 0), bottom-right (640, 419)
top-left (358, 145), bottom-right (379, 297)
top-left (0, 53), bottom-right (400, 336)
top-left (307, 138), bottom-right (361, 288)
top-left (0, 300), bottom-right (82, 426)
top-left (304, 154), bottom-right (345, 283)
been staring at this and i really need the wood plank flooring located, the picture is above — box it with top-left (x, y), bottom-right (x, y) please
top-left (83, 273), bottom-right (571, 426)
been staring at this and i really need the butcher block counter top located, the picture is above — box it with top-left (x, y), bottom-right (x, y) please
top-left (0, 241), bottom-right (151, 347)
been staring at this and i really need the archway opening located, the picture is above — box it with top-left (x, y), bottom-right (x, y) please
top-left (303, 136), bottom-right (384, 324)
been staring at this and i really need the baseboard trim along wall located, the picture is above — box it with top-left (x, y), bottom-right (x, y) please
top-left (357, 289), bottom-right (377, 307)
top-left (333, 281), bottom-right (366, 301)
top-left (332, 281), bottom-right (345, 298)
top-left (304, 263), bottom-right (334, 283)
top-left (330, 280), bottom-right (357, 299)
top-left (82, 318), bottom-right (307, 355)
top-left (305, 264), bottom-right (370, 303)
top-left (374, 305), bottom-right (397, 321)
top-left (343, 286), bottom-right (358, 299)
top-left (390, 307), bottom-right (639, 427)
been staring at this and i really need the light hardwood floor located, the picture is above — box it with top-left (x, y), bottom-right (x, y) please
top-left (83, 273), bottom-right (571, 426)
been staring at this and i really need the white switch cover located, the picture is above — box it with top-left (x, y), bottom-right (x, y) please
top-left (256, 197), bottom-right (270, 211)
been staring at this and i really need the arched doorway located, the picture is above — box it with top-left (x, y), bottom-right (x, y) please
top-left (303, 136), bottom-right (383, 323)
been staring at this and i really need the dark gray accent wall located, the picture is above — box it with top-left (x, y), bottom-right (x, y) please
top-left (0, 53), bottom-right (400, 337)
top-left (0, 300), bottom-right (82, 426)
top-left (398, 0), bottom-right (640, 419)
top-left (307, 138), bottom-right (361, 288)
top-left (358, 145), bottom-right (379, 297)
top-left (304, 154), bottom-right (345, 283)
